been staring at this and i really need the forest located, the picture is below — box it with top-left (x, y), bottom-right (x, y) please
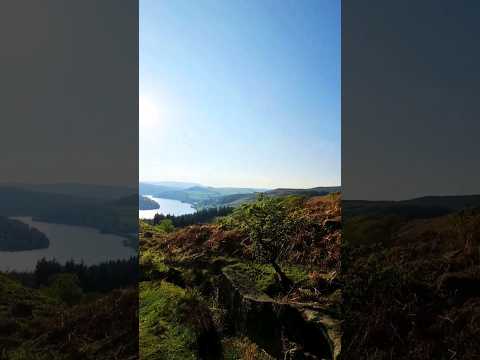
top-left (151, 206), bottom-right (233, 228)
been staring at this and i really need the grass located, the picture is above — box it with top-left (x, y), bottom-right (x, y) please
top-left (140, 281), bottom-right (197, 360)
top-left (140, 280), bottom-right (220, 360)
top-left (1, 272), bottom-right (138, 360)
top-left (222, 337), bottom-right (274, 360)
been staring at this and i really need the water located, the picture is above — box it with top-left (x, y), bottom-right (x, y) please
top-left (0, 217), bottom-right (136, 272)
top-left (139, 196), bottom-right (196, 219)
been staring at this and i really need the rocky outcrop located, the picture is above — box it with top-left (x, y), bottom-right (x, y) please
top-left (219, 268), bottom-right (341, 359)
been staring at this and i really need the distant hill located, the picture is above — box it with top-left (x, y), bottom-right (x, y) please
top-left (139, 181), bottom-right (201, 195)
top-left (266, 186), bottom-right (341, 197)
top-left (0, 186), bottom-right (137, 236)
top-left (195, 186), bottom-right (341, 209)
top-left (344, 194), bottom-right (480, 219)
top-left (144, 181), bottom-right (201, 189)
top-left (139, 196), bottom-right (159, 210)
top-left (0, 216), bottom-right (49, 251)
top-left (140, 182), bottom-right (340, 209)
top-left (1, 183), bottom-right (136, 201)
top-left (140, 183), bottom-right (263, 207)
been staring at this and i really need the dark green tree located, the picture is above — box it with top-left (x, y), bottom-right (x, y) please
top-left (234, 194), bottom-right (294, 290)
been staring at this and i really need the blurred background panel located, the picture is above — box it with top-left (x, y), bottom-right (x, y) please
top-left (0, 1), bottom-right (139, 359)
top-left (342, 1), bottom-right (480, 359)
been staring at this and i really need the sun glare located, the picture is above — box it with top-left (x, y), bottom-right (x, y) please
top-left (139, 94), bottom-right (161, 129)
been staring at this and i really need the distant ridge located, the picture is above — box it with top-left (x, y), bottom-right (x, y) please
top-left (1, 182), bottom-right (136, 201)
top-left (267, 186), bottom-right (341, 197)
top-left (139, 181), bottom-right (340, 209)
top-left (344, 194), bottom-right (480, 218)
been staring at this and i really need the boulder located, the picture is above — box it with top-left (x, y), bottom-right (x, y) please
top-left (219, 268), bottom-right (341, 359)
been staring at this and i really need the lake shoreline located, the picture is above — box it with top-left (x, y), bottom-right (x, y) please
top-left (0, 217), bottom-right (136, 272)
top-left (139, 196), bottom-right (196, 219)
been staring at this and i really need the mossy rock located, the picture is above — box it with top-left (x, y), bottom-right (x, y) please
top-left (219, 269), bottom-right (335, 359)
top-left (222, 262), bottom-right (309, 298)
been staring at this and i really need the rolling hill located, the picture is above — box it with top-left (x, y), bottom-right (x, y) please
top-left (2, 182), bottom-right (136, 201)
top-left (140, 181), bottom-right (341, 209)
top-left (0, 186), bottom-right (137, 237)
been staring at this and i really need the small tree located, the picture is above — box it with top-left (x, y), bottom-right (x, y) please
top-left (235, 194), bottom-right (294, 290)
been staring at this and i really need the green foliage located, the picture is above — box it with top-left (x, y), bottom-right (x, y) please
top-left (140, 281), bottom-right (215, 360)
top-left (226, 194), bottom-right (294, 264)
top-left (140, 281), bottom-right (196, 360)
top-left (153, 206), bottom-right (233, 228)
top-left (157, 219), bottom-right (175, 233)
top-left (140, 249), bottom-right (170, 280)
top-left (43, 273), bottom-right (83, 305)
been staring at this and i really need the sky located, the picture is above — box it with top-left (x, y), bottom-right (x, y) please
top-left (0, 0), bottom-right (138, 187)
top-left (140, 0), bottom-right (340, 189)
top-left (343, 0), bottom-right (480, 200)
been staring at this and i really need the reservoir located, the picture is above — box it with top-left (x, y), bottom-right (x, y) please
top-left (139, 196), bottom-right (196, 219)
top-left (0, 217), bottom-right (136, 272)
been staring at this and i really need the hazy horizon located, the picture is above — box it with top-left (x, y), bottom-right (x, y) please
top-left (140, 0), bottom-right (340, 190)
top-left (139, 179), bottom-right (340, 190)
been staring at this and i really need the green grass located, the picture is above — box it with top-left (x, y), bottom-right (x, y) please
top-left (140, 249), bottom-right (169, 273)
top-left (140, 281), bottom-right (202, 360)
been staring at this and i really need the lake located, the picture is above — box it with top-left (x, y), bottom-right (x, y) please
top-left (0, 217), bottom-right (136, 272)
top-left (139, 196), bottom-right (196, 219)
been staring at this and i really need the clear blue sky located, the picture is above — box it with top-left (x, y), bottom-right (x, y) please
top-left (140, 0), bottom-right (340, 189)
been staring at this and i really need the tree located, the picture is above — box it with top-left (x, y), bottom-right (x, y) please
top-left (46, 273), bottom-right (83, 305)
top-left (234, 194), bottom-right (294, 290)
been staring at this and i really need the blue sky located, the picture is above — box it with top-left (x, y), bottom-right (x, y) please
top-left (140, 0), bottom-right (340, 189)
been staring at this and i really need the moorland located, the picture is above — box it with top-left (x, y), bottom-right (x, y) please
top-left (342, 195), bottom-right (480, 359)
top-left (140, 190), bottom-right (342, 359)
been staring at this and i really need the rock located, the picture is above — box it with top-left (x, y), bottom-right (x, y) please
top-left (323, 217), bottom-right (341, 230)
top-left (219, 268), bottom-right (340, 359)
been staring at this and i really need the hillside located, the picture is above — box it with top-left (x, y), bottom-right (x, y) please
top-left (196, 186), bottom-right (342, 209)
top-left (342, 200), bottom-right (480, 359)
top-left (0, 216), bottom-right (49, 251)
top-left (140, 181), bottom-right (341, 210)
top-left (344, 194), bottom-right (480, 218)
top-left (140, 193), bottom-right (342, 359)
top-left (139, 195), bottom-right (160, 210)
top-left (140, 183), bottom-right (262, 207)
top-left (2, 182), bottom-right (135, 201)
top-left (0, 186), bottom-right (137, 238)
top-left (0, 271), bottom-right (138, 359)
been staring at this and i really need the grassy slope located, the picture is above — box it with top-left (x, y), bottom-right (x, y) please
top-left (139, 193), bottom-right (342, 359)
top-left (342, 208), bottom-right (480, 359)
top-left (0, 273), bottom-right (138, 360)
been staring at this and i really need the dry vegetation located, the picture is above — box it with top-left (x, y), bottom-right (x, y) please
top-left (342, 209), bottom-right (480, 359)
top-left (140, 193), bottom-right (342, 359)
